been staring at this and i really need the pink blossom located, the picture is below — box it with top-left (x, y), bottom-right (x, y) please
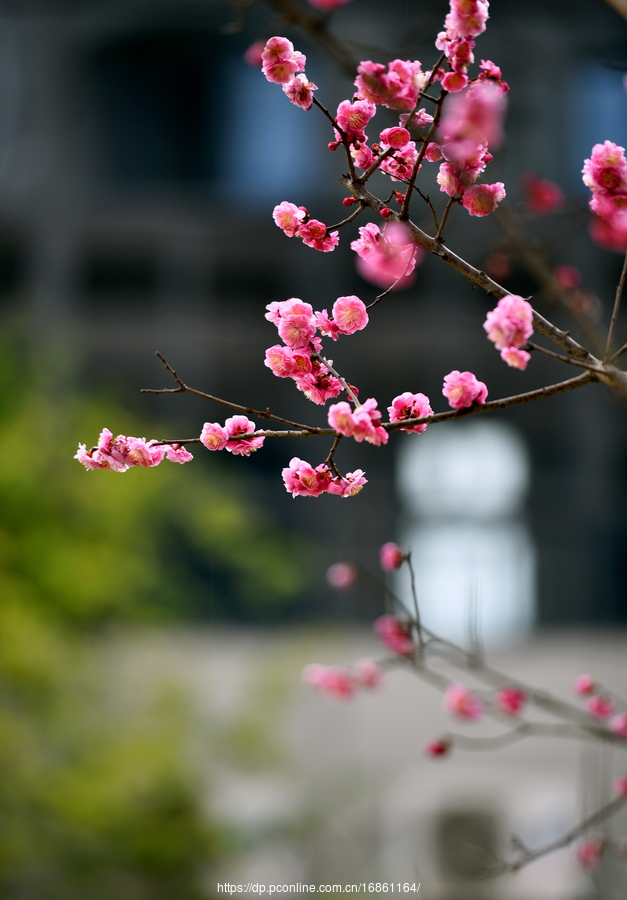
top-left (273, 201), bottom-right (307, 237)
top-left (315, 309), bottom-right (340, 340)
top-left (261, 37), bottom-right (306, 84)
top-left (586, 695), bottom-right (615, 720)
top-left (328, 401), bottom-right (357, 437)
top-left (282, 457), bottom-right (329, 497)
top-left (326, 469), bottom-right (368, 497)
top-left (441, 71), bottom-right (468, 92)
top-left (75, 429), bottom-right (173, 471)
top-left (353, 659), bottom-right (383, 688)
top-left (200, 422), bottom-right (228, 452)
top-left (374, 615), bottom-right (414, 656)
top-left (388, 392), bottom-right (433, 434)
top-left (299, 219), bottom-right (340, 252)
top-left (400, 109), bottom-right (434, 130)
top-left (266, 297), bottom-right (315, 324)
top-left (496, 686), bottom-right (526, 716)
top-left (302, 664), bottom-right (356, 699)
top-left (379, 127), bottom-right (410, 149)
top-left (336, 98), bottom-right (377, 141)
top-left (278, 313), bottom-right (317, 349)
top-left (283, 74), bottom-right (318, 110)
top-left (610, 714), bottom-right (627, 738)
top-left (355, 58), bottom-right (425, 111)
top-left (444, 683), bottom-right (484, 720)
top-left (244, 41), bottom-right (265, 68)
top-left (326, 561), bottom-right (358, 590)
top-left (350, 141), bottom-right (375, 171)
top-left (575, 837), bottom-right (604, 869)
top-left (224, 416), bottom-right (265, 456)
top-left (332, 295), bottom-right (369, 334)
top-left (444, 0), bottom-right (489, 39)
top-left (574, 673), bottom-right (595, 695)
top-left (582, 141), bottom-right (627, 197)
top-left (379, 142), bottom-right (419, 181)
top-left (437, 161), bottom-right (465, 197)
top-left (379, 542), bottom-right (405, 572)
top-left (521, 173), bottom-right (564, 215)
top-left (296, 366), bottom-right (343, 404)
top-left (439, 81), bottom-right (506, 153)
top-left (590, 211), bottom-right (627, 253)
top-left (164, 444), bottom-right (194, 464)
top-left (461, 181), bottom-right (506, 216)
top-left (75, 443), bottom-right (108, 471)
top-left (353, 398), bottom-right (389, 445)
top-left (265, 344), bottom-right (312, 378)
top-left (613, 776), bottom-right (627, 798)
top-left (500, 347), bottom-right (530, 370)
top-left (352, 222), bottom-right (420, 290)
top-left (484, 295), bottom-right (533, 351)
top-left (425, 739), bottom-right (450, 757)
top-left (442, 370), bottom-right (488, 410)
top-left (553, 264), bottom-right (581, 290)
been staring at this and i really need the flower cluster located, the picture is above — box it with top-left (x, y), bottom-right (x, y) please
top-left (282, 457), bottom-right (367, 498)
top-left (272, 201), bottom-right (339, 252)
top-left (200, 416), bottom-right (265, 456)
top-left (483, 294), bottom-right (533, 370)
top-left (327, 399), bottom-right (388, 446)
top-left (583, 141), bottom-right (627, 252)
top-left (374, 614), bottom-right (415, 656)
top-left (264, 296), bottom-right (367, 404)
top-left (302, 659), bottom-right (382, 700)
top-left (351, 222), bottom-right (420, 289)
top-left (442, 370), bottom-right (488, 409)
top-left (75, 428), bottom-right (192, 472)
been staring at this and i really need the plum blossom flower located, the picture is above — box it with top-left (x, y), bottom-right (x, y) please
top-left (328, 398), bottom-right (388, 445)
top-left (483, 294), bottom-right (533, 366)
top-left (582, 141), bottom-right (627, 197)
top-left (379, 142), bottom-right (419, 181)
top-left (261, 36), bottom-right (306, 84)
top-left (425, 739), bottom-right (450, 757)
top-left (224, 416), bottom-right (265, 456)
top-left (75, 429), bottom-right (172, 472)
top-left (443, 0), bottom-right (490, 39)
top-left (461, 181), bottom-right (506, 216)
top-left (273, 201), bottom-right (307, 237)
top-left (355, 58), bottom-right (425, 111)
top-left (200, 422), bottom-right (228, 451)
top-left (299, 219), bottom-right (340, 252)
top-left (521, 173), bottom-right (564, 215)
top-left (586, 695), bottom-right (615, 719)
top-left (326, 469), bottom-right (368, 497)
top-left (575, 673), bottom-right (595, 695)
top-left (439, 82), bottom-right (506, 158)
top-left (336, 98), bottom-right (377, 141)
top-left (496, 686), bottom-right (526, 716)
top-left (379, 542), bottom-right (405, 572)
top-left (442, 370), bottom-right (488, 410)
top-left (353, 659), bottom-right (383, 688)
top-left (444, 683), bottom-right (484, 720)
top-left (326, 561), bottom-right (358, 590)
top-left (613, 776), bottom-right (627, 798)
top-left (351, 222), bottom-right (420, 290)
top-left (302, 664), bottom-right (356, 699)
top-left (388, 392), bottom-right (433, 433)
top-left (610, 713), bottom-right (627, 738)
top-left (575, 837), bottom-right (605, 869)
top-left (164, 444), bottom-right (194, 464)
top-left (500, 347), bottom-right (531, 370)
top-left (379, 127), bottom-right (410, 149)
top-left (283, 74), bottom-right (318, 110)
top-left (374, 615), bottom-right (414, 656)
top-left (332, 296), bottom-right (369, 334)
top-left (282, 457), bottom-right (328, 497)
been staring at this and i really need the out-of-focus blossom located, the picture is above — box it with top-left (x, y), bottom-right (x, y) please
top-left (326, 561), bottom-right (358, 590)
top-left (374, 615), bottom-right (414, 656)
top-left (444, 683), bottom-right (484, 720)
top-left (379, 542), bottom-right (405, 572)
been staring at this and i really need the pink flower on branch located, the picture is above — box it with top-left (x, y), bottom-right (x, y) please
top-left (444, 683), bottom-right (484, 720)
top-left (521, 172), bottom-right (564, 215)
top-left (351, 222), bottom-right (420, 290)
top-left (574, 673), bottom-right (595, 695)
top-left (355, 58), bottom-right (425, 111)
top-left (224, 416), bottom-right (265, 456)
top-left (442, 0), bottom-right (490, 40)
top-left (379, 542), bottom-right (405, 572)
top-left (75, 429), bottom-right (180, 472)
top-left (374, 615), bottom-right (414, 656)
top-left (461, 181), bottom-right (506, 217)
top-left (335, 98), bottom-right (377, 142)
top-left (496, 686), bottom-right (526, 716)
top-left (575, 837), bottom-right (605, 869)
top-left (425, 739), bottom-right (450, 757)
top-left (332, 295), bottom-right (369, 334)
top-left (283, 74), bottom-right (318, 110)
top-left (282, 457), bottom-right (329, 497)
top-left (261, 37), bottom-right (306, 84)
top-left (586, 695), bottom-right (615, 720)
top-left (354, 659), bottom-right (383, 689)
top-left (299, 219), bottom-right (340, 252)
top-left (484, 294), bottom-right (533, 367)
top-left (273, 201), bottom-right (307, 237)
top-left (302, 664), bottom-right (356, 699)
top-left (388, 392), bottom-right (433, 433)
top-left (610, 714), bottom-right (627, 738)
top-left (442, 370), bottom-right (488, 410)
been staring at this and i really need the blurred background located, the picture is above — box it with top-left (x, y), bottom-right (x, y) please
top-left (1, 0), bottom-right (627, 896)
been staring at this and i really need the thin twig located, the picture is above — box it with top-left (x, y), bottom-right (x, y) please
top-left (435, 195), bottom-right (456, 241)
top-left (526, 341), bottom-right (602, 371)
top-left (605, 248), bottom-right (627, 359)
top-left (327, 202), bottom-right (365, 230)
top-left (405, 552), bottom-right (423, 646)
top-left (312, 96), bottom-right (357, 183)
top-left (323, 433), bottom-right (342, 477)
top-left (312, 351), bottom-right (359, 405)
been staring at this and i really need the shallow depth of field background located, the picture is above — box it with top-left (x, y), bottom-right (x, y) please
top-left (0, 0), bottom-right (626, 897)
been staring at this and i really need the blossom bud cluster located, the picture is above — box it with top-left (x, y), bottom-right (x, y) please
top-left (200, 416), bottom-right (265, 456)
top-left (302, 658), bottom-right (382, 700)
top-left (282, 457), bottom-right (367, 498)
top-left (583, 141), bottom-right (627, 252)
top-left (483, 294), bottom-right (533, 370)
top-left (75, 427), bottom-right (193, 471)
top-left (574, 673), bottom-right (627, 737)
top-left (272, 201), bottom-right (339, 253)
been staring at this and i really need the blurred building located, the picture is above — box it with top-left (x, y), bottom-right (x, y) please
top-left (1, 0), bottom-right (626, 624)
